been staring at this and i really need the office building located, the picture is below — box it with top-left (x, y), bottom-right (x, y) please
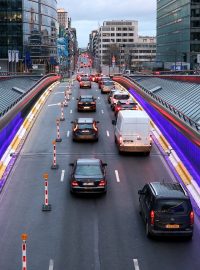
top-left (57, 8), bottom-right (69, 29)
top-left (157, 0), bottom-right (200, 70)
top-left (0, 0), bottom-right (58, 73)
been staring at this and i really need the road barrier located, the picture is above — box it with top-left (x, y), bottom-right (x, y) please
top-left (21, 234), bottom-right (28, 270)
top-left (55, 119), bottom-right (62, 142)
top-left (42, 173), bottom-right (51, 211)
top-left (63, 91), bottom-right (68, 107)
top-left (60, 102), bottom-right (65, 121)
top-left (51, 140), bottom-right (58, 170)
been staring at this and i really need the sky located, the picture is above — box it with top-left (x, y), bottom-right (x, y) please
top-left (57, 0), bottom-right (156, 48)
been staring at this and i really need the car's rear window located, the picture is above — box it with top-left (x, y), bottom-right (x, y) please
top-left (81, 77), bottom-right (90, 81)
top-left (114, 94), bottom-right (129, 100)
top-left (104, 81), bottom-right (114, 86)
top-left (155, 199), bottom-right (190, 214)
top-left (78, 123), bottom-right (93, 129)
top-left (80, 97), bottom-right (93, 102)
top-left (75, 165), bottom-right (103, 177)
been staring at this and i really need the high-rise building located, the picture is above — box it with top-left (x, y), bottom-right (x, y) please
top-left (157, 0), bottom-right (200, 70)
top-left (0, 0), bottom-right (58, 73)
top-left (57, 8), bottom-right (69, 29)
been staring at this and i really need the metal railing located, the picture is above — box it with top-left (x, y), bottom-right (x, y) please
top-left (123, 75), bottom-right (200, 132)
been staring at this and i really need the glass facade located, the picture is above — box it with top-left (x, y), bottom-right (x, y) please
top-left (157, 0), bottom-right (190, 65)
top-left (157, 0), bottom-right (200, 69)
top-left (0, 0), bottom-right (57, 71)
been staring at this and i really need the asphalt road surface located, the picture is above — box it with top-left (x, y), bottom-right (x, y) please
top-left (0, 78), bottom-right (200, 270)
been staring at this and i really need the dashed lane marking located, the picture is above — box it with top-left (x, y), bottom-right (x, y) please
top-left (48, 103), bottom-right (61, 107)
top-left (54, 92), bottom-right (64, 94)
top-left (67, 131), bottom-right (70, 137)
top-left (70, 109), bottom-right (72, 114)
top-left (60, 170), bottom-right (65, 182)
top-left (106, 131), bottom-right (110, 137)
top-left (101, 110), bottom-right (104, 114)
top-left (115, 170), bottom-right (120, 183)
top-left (133, 259), bottom-right (140, 270)
top-left (49, 259), bottom-right (54, 270)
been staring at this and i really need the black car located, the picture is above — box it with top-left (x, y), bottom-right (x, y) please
top-left (71, 118), bottom-right (99, 141)
top-left (77, 95), bottom-right (96, 112)
top-left (69, 158), bottom-right (107, 194)
top-left (114, 100), bottom-right (138, 116)
top-left (138, 182), bottom-right (194, 239)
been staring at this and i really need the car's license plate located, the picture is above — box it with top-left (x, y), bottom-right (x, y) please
top-left (84, 106), bottom-right (90, 109)
top-left (166, 224), bottom-right (180, 229)
top-left (82, 130), bottom-right (89, 133)
top-left (83, 182), bottom-right (94, 186)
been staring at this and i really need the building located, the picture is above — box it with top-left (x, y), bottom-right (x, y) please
top-left (0, 0), bottom-right (58, 73)
top-left (157, 0), bottom-right (200, 70)
top-left (57, 8), bottom-right (69, 29)
top-left (89, 20), bottom-right (156, 72)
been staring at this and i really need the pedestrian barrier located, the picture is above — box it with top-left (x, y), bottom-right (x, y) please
top-left (55, 119), bottom-right (62, 142)
top-left (21, 234), bottom-right (28, 270)
top-left (51, 140), bottom-right (59, 170)
top-left (42, 173), bottom-right (51, 211)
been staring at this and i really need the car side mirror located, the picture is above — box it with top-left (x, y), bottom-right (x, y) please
top-left (69, 163), bottom-right (74, 166)
top-left (112, 120), bottom-right (116, 125)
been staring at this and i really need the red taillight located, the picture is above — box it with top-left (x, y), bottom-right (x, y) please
top-left (190, 211), bottom-right (194, 225)
top-left (99, 180), bottom-right (106, 186)
top-left (119, 136), bottom-right (123, 144)
top-left (73, 125), bottom-right (78, 132)
top-left (80, 82), bottom-right (84, 86)
top-left (91, 102), bottom-right (95, 104)
top-left (71, 180), bottom-right (78, 186)
top-left (150, 210), bottom-right (155, 225)
top-left (116, 106), bottom-right (121, 111)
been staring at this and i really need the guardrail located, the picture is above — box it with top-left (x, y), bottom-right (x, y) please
top-left (0, 73), bottom-right (59, 118)
top-left (124, 75), bottom-right (200, 132)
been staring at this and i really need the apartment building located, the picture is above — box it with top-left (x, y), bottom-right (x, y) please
top-left (89, 20), bottom-right (156, 71)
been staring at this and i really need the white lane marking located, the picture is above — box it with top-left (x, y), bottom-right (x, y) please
top-left (101, 110), bottom-right (104, 114)
top-left (49, 259), bottom-right (54, 270)
top-left (96, 89), bottom-right (98, 91)
top-left (133, 259), bottom-right (140, 270)
top-left (98, 97), bottom-right (100, 100)
top-left (70, 109), bottom-right (72, 114)
top-left (115, 170), bottom-right (120, 183)
top-left (67, 130), bottom-right (70, 137)
top-left (48, 103), bottom-right (60, 107)
top-left (72, 97), bottom-right (74, 100)
top-left (54, 91), bottom-right (64, 94)
top-left (60, 170), bottom-right (65, 182)
top-left (106, 130), bottom-right (110, 137)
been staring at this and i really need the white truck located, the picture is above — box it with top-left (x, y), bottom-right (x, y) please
top-left (112, 110), bottom-right (152, 155)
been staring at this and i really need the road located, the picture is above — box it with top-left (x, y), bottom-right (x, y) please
top-left (0, 78), bottom-right (200, 270)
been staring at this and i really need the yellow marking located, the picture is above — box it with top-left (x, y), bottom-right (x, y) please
top-left (0, 164), bottom-right (7, 178)
top-left (159, 135), bottom-right (169, 151)
top-left (12, 137), bottom-right (21, 151)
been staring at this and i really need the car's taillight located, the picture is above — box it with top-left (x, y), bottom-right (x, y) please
top-left (190, 211), bottom-right (194, 225)
top-left (78, 102), bottom-right (83, 105)
top-left (99, 180), bottom-right (106, 186)
top-left (71, 180), bottom-right (78, 186)
top-left (93, 123), bottom-right (98, 131)
top-left (116, 106), bottom-right (121, 111)
top-left (150, 210), bottom-right (155, 225)
top-left (92, 78), bottom-right (95, 81)
top-left (80, 82), bottom-right (83, 85)
top-left (119, 135), bottom-right (123, 144)
top-left (91, 102), bottom-right (95, 104)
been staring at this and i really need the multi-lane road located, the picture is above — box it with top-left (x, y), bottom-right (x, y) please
top-left (0, 78), bottom-right (200, 270)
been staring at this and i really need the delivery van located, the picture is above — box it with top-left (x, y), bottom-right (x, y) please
top-left (112, 110), bottom-right (152, 155)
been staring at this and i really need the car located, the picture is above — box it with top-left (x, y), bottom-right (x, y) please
top-left (114, 100), bottom-right (139, 117)
top-left (69, 158), bottom-right (107, 194)
top-left (138, 182), bottom-right (194, 239)
top-left (110, 91), bottom-right (131, 110)
top-left (101, 80), bottom-right (115, 93)
top-left (79, 77), bottom-right (91, 88)
top-left (98, 76), bottom-right (111, 89)
top-left (107, 88), bottom-right (121, 104)
top-left (89, 74), bottom-right (96, 82)
top-left (77, 95), bottom-right (96, 112)
top-left (71, 118), bottom-right (99, 141)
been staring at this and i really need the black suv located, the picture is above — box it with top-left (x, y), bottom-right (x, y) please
top-left (77, 95), bottom-right (96, 112)
top-left (71, 118), bottom-right (99, 141)
top-left (138, 182), bottom-right (194, 239)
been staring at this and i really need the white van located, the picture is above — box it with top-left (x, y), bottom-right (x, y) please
top-left (113, 110), bottom-right (152, 155)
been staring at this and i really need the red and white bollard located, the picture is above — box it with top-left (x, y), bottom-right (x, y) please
top-left (68, 86), bottom-right (72, 95)
top-left (42, 173), bottom-right (51, 211)
top-left (21, 234), bottom-right (28, 270)
top-left (60, 102), bottom-right (65, 121)
top-left (63, 91), bottom-right (68, 107)
top-left (56, 119), bottom-right (62, 142)
top-left (51, 140), bottom-right (59, 169)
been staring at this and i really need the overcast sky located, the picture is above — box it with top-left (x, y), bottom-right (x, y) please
top-left (57, 0), bottom-right (156, 48)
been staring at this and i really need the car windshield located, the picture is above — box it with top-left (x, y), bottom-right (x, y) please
top-left (78, 123), bottom-right (93, 129)
top-left (104, 81), bottom-right (114, 86)
top-left (155, 199), bottom-right (190, 214)
top-left (75, 165), bottom-right (103, 177)
top-left (114, 94), bottom-right (129, 100)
